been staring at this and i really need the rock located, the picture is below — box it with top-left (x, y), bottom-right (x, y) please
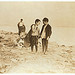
top-left (71, 61), bottom-right (75, 67)
top-left (11, 58), bottom-right (17, 62)
top-left (0, 36), bottom-right (3, 39)
top-left (66, 50), bottom-right (72, 53)
top-left (0, 65), bottom-right (7, 73)
top-left (0, 68), bottom-right (6, 73)
top-left (0, 44), bottom-right (3, 48)
top-left (61, 45), bottom-right (65, 47)
top-left (72, 57), bottom-right (75, 61)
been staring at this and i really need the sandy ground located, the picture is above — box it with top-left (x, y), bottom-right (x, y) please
top-left (0, 30), bottom-right (75, 73)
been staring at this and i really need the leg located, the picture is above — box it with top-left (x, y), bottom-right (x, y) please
top-left (31, 45), bottom-right (34, 52)
top-left (35, 45), bottom-right (38, 52)
top-left (30, 36), bottom-right (34, 52)
top-left (43, 39), bottom-right (46, 54)
top-left (35, 37), bottom-right (38, 52)
top-left (46, 40), bottom-right (48, 51)
top-left (45, 39), bottom-right (48, 53)
top-left (18, 30), bottom-right (20, 36)
top-left (42, 39), bottom-right (45, 53)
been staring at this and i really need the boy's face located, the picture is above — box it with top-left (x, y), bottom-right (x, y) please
top-left (36, 21), bottom-right (41, 26)
top-left (43, 21), bottom-right (48, 25)
top-left (21, 19), bottom-right (23, 22)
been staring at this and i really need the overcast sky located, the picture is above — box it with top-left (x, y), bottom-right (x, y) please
top-left (0, 2), bottom-right (75, 28)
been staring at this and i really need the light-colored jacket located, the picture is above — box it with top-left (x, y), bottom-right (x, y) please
top-left (31, 24), bottom-right (40, 36)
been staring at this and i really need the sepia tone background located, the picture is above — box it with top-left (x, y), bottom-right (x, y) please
top-left (0, 2), bottom-right (75, 46)
top-left (0, 2), bottom-right (75, 73)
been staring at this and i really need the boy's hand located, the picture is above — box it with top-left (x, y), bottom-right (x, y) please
top-left (47, 37), bottom-right (49, 40)
top-left (38, 35), bottom-right (41, 38)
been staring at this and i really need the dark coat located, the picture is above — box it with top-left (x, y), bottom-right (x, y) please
top-left (17, 24), bottom-right (26, 35)
top-left (40, 24), bottom-right (52, 39)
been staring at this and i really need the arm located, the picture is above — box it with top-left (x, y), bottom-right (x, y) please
top-left (38, 28), bottom-right (40, 38)
top-left (40, 25), bottom-right (44, 36)
top-left (17, 22), bottom-right (20, 29)
top-left (48, 25), bottom-right (52, 38)
top-left (31, 25), bottom-right (35, 32)
top-left (23, 25), bottom-right (26, 32)
top-left (46, 25), bottom-right (52, 40)
top-left (17, 22), bottom-right (20, 35)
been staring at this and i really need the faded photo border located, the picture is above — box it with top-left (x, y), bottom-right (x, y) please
top-left (0, 0), bottom-right (75, 75)
top-left (0, 0), bottom-right (75, 1)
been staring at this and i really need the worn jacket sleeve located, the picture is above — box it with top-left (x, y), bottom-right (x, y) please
top-left (40, 25), bottom-right (44, 36)
top-left (17, 22), bottom-right (20, 29)
top-left (46, 25), bottom-right (52, 38)
top-left (48, 25), bottom-right (52, 38)
top-left (23, 25), bottom-right (26, 32)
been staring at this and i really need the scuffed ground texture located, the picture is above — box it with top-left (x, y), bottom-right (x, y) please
top-left (0, 30), bottom-right (75, 73)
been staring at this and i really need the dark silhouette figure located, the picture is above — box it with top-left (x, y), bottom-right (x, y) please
top-left (40, 18), bottom-right (52, 54)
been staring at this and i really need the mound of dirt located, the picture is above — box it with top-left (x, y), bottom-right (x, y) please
top-left (0, 30), bottom-right (75, 73)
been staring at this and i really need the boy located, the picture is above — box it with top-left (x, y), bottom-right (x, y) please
top-left (30, 19), bottom-right (41, 52)
top-left (40, 18), bottom-right (52, 54)
top-left (17, 19), bottom-right (26, 36)
top-left (17, 19), bottom-right (26, 48)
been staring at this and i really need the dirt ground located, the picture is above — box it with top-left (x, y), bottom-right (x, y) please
top-left (0, 30), bottom-right (75, 73)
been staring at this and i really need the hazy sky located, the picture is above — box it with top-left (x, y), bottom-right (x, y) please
top-left (0, 2), bottom-right (75, 28)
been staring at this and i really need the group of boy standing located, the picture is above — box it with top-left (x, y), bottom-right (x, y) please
top-left (17, 18), bottom-right (52, 54)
